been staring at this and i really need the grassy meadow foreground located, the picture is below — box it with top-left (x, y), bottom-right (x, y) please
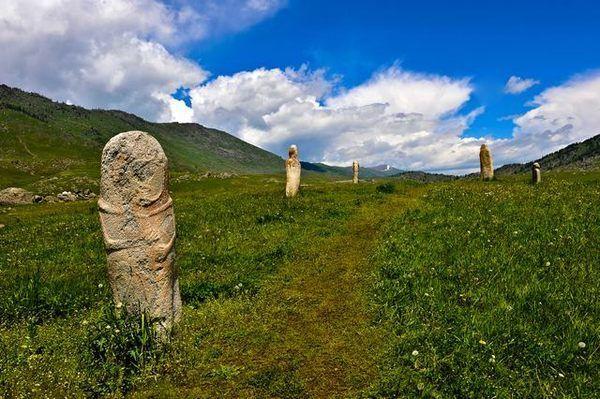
top-left (0, 172), bottom-right (599, 398)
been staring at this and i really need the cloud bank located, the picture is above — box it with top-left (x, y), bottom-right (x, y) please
top-left (504, 72), bottom-right (600, 162)
top-left (172, 68), bottom-right (600, 173)
top-left (179, 65), bottom-right (485, 173)
top-left (0, 0), bottom-right (283, 120)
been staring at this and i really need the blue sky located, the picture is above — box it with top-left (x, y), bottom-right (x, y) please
top-left (188, 0), bottom-right (600, 140)
top-left (2, 0), bottom-right (600, 172)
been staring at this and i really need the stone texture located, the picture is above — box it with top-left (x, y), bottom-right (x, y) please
top-left (532, 162), bottom-right (541, 184)
top-left (479, 144), bottom-right (494, 181)
top-left (285, 145), bottom-right (301, 198)
top-left (98, 131), bottom-right (181, 335)
top-left (352, 160), bottom-right (359, 184)
top-left (57, 191), bottom-right (77, 202)
top-left (0, 187), bottom-right (34, 205)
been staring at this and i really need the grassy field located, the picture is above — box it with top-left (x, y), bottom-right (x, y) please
top-left (0, 171), bottom-right (598, 398)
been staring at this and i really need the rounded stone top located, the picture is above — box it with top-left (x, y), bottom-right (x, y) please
top-left (100, 131), bottom-right (168, 207)
top-left (289, 144), bottom-right (298, 158)
top-left (532, 162), bottom-right (540, 168)
top-left (480, 144), bottom-right (489, 150)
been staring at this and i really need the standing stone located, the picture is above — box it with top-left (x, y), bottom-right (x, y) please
top-left (285, 145), bottom-right (301, 198)
top-left (98, 131), bottom-right (181, 335)
top-left (531, 162), bottom-right (541, 184)
top-left (479, 144), bottom-right (494, 181)
top-left (352, 160), bottom-right (360, 184)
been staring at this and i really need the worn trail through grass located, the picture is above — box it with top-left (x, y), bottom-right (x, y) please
top-left (145, 188), bottom-right (421, 398)
top-left (249, 194), bottom-right (419, 397)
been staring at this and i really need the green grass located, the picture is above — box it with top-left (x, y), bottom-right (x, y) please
top-left (367, 174), bottom-right (600, 398)
top-left (0, 172), bottom-right (599, 397)
top-left (0, 176), bottom-right (396, 397)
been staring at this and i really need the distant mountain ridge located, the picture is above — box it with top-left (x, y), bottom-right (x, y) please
top-left (301, 162), bottom-right (403, 178)
top-left (367, 164), bottom-right (403, 176)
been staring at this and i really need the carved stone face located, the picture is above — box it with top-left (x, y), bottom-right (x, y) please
top-left (533, 162), bottom-right (540, 169)
top-left (100, 131), bottom-right (168, 208)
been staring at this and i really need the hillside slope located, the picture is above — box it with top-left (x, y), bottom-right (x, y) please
top-left (0, 84), bottom-right (285, 190)
top-left (495, 134), bottom-right (600, 175)
top-left (301, 162), bottom-right (403, 179)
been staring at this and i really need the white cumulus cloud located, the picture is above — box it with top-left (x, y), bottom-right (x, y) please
top-left (504, 75), bottom-right (540, 94)
top-left (502, 71), bottom-right (600, 162)
top-left (0, 0), bottom-right (283, 120)
top-left (177, 65), bottom-right (488, 173)
top-left (173, 66), bottom-right (600, 174)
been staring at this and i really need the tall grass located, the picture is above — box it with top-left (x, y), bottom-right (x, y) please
top-left (367, 175), bottom-right (600, 397)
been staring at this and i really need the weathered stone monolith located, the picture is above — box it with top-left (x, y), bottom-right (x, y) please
top-left (479, 144), bottom-right (494, 181)
top-left (98, 131), bottom-right (181, 336)
top-left (532, 162), bottom-right (541, 184)
top-left (352, 160), bottom-right (359, 184)
top-left (285, 145), bottom-right (301, 197)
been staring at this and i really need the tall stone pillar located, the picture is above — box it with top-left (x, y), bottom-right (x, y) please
top-left (352, 160), bottom-right (359, 184)
top-left (532, 162), bottom-right (541, 184)
top-left (99, 131), bottom-right (181, 335)
top-left (480, 144), bottom-right (494, 181)
top-left (286, 145), bottom-right (301, 198)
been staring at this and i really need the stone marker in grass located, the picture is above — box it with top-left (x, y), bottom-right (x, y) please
top-left (479, 144), bottom-right (494, 181)
top-left (99, 131), bottom-right (181, 336)
top-left (286, 144), bottom-right (301, 197)
top-left (353, 160), bottom-right (360, 184)
top-left (532, 162), bottom-right (541, 184)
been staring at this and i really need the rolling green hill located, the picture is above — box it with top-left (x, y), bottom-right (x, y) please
top-left (301, 161), bottom-right (403, 179)
top-left (391, 170), bottom-right (457, 182)
top-left (495, 133), bottom-right (600, 176)
top-left (0, 84), bottom-right (285, 192)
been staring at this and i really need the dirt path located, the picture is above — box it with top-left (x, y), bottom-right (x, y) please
top-left (146, 191), bottom-right (420, 398)
top-left (228, 193), bottom-right (418, 398)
